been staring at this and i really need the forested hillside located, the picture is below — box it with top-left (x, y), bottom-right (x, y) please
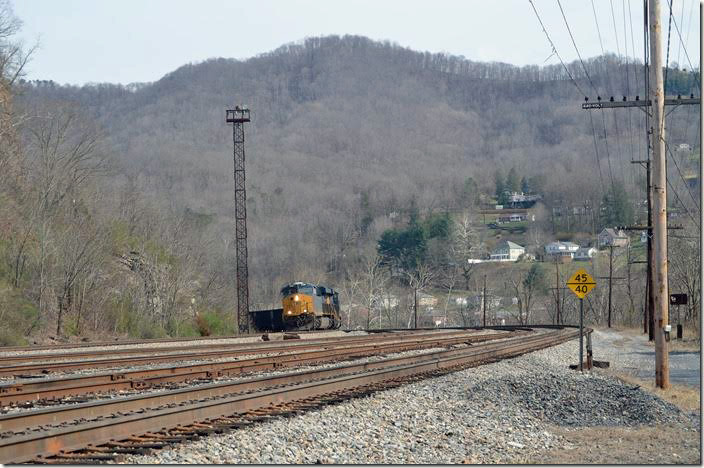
top-left (3, 30), bottom-right (700, 342)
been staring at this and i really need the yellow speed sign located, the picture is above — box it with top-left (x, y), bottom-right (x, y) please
top-left (566, 268), bottom-right (596, 299)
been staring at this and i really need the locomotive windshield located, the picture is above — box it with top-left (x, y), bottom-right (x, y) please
top-left (280, 283), bottom-right (315, 297)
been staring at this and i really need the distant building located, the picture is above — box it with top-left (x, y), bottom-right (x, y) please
top-left (598, 228), bottom-right (630, 248)
top-left (489, 240), bottom-right (525, 262)
top-left (544, 241), bottom-right (580, 260)
top-left (467, 294), bottom-right (501, 310)
top-left (574, 247), bottom-right (597, 261)
top-left (506, 192), bottom-right (541, 208)
top-left (676, 143), bottom-right (692, 153)
top-left (417, 292), bottom-right (438, 307)
top-left (373, 294), bottom-right (399, 309)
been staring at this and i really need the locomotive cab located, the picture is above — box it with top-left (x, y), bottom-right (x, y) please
top-left (280, 281), bottom-right (341, 330)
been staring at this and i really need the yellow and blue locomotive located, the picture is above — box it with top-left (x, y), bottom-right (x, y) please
top-left (250, 282), bottom-right (342, 331)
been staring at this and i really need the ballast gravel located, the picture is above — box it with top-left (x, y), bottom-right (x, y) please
top-left (121, 336), bottom-right (698, 465)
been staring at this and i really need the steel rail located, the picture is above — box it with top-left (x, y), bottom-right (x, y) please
top-left (0, 332), bottom-right (516, 376)
top-left (0, 331), bottom-right (525, 406)
top-left (0, 329), bottom-right (572, 434)
top-left (0, 328), bottom-right (581, 463)
top-left (0, 328), bottom-right (348, 353)
top-left (0, 329), bottom-right (499, 372)
top-left (0, 329), bottom-right (455, 364)
top-left (0, 327), bottom-right (472, 354)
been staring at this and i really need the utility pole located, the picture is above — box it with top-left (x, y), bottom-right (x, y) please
top-left (649, 0), bottom-right (669, 389)
top-left (700, 2), bottom-right (703, 345)
top-left (631, 159), bottom-right (655, 340)
top-left (608, 245), bottom-right (614, 327)
top-left (414, 286), bottom-right (418, 329)
top-left (579, 0), bottom-right (698, 387)
top-left (597, 245), bottom-right (625, 328)
top-left (554, 260), bottom-right (561, 325)
top-left (482, 275), bottom-right (487, 327)
top-left (226, 106), bottom-right (251, 335)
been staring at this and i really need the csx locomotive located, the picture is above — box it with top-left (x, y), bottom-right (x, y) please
top-left (250, 282), bottom-right (342, 331)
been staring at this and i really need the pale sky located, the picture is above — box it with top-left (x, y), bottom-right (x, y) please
top-left (12, 0), bottom-right (701, 85)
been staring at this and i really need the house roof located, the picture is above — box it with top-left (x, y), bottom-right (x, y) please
top-left (601, 228), bottom-right (626, 237)
top-left (498, 240), bottom-right (524, 250)
top-left (546, 241), bottom-right (579, 249)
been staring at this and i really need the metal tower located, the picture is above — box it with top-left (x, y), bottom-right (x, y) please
top-left (226, 106), bottom-right (251, 334)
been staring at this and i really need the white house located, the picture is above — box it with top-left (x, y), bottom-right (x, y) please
top-left (599, 228), bottom-right (630, 248)
top-left (574, 247), bottom-right (597, 261)
top-left (373, 293), bottom-right (399, 309)
top-left (544, 241), bottom-right (580, 260)
top-left (467, 294), bottom-right (501, 310)
top-left (417, 292), bottom-right (438, 307)
top-left (489, 241), bottom-right (525, 262)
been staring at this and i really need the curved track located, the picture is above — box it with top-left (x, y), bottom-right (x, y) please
top-left (0, 326), bottom-right (587, 464)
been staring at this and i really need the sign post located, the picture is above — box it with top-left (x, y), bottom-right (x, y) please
top-left (567, 269), bottom-right (597, 372)
top-left (669, 293), bottom-right (688, 340)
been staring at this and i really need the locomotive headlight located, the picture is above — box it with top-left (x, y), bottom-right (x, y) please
top-left (294, 295), bottom-right (299, 301)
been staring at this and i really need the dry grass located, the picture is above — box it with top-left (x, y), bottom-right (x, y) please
top-left (597, 325), bottom-right (701, 351)
top-left (601, 370), bottom-right (701, 412)
top-left (531, 425), bottom-right (700, 464)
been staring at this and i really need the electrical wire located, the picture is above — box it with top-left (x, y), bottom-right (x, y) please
top-left (665, 0), bottom-right (700, 86)
top-left (607, 0), bottom-right (629, 186)
top-left (557, 0), bottom-right (598, 92)
top-left (528, 0), bottom-right (588, 97)
top-left (664, 0), bottom-right (674, 94)
top-left (589, 110), bottom-right (608, 194)
top-left (666, 174), bottom-right (699, 228)
top-left (666, 140), bottom-right (700, 209)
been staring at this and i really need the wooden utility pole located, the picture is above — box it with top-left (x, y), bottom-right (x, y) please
top-left (608, 245), bottom-right (614, 328)
top-left (413, 287), bottom-right (418, 329)
top-left (699, 3), bottom-right (704, 362)
top-left (554, 261), bottom-right (561, 325)
top-left (583, 0), bottom-right (680, 388)
top-left (700, 2), bottom-right (703, 344)
top-left (648, 0), bottom-right (669, 389)
top-left (482, 275), bottom-right (487, 327)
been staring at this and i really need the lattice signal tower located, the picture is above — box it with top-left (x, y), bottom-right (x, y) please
top-left (226, 106), bottom-right (251, 334)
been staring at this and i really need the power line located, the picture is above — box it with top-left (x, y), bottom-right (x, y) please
top-left (666, 174), bottom-right (699, 228)
top-left (675, 0), bottom-right (686, 65)
top-left (664, 0), bottom-right (674, 94)
top-left (557, 0), bottom-right (599, 92)
top-left (528, 0), bottom-right (588, 97)
top-left (626, 0), bottom-right (642, 192)
top-left (665, 139), bottom-right (700, 209)
top-left (589, 110), bottom-right (608, 194)
top-left (597, 107), bottom-right (617, 192)
top-left (606, 0), bottom-right (629, 187)
top-left (665, 0), bottom-right (700, 86)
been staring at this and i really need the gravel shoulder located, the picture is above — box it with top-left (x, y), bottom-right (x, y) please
top-left (119, 333), bottom-right (701, 465)
top-left (592, 327), bottom-right (701, 388)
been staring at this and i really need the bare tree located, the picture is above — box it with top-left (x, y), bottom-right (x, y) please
top-left (26, 105), bottom-right (106, 330)
top-left (52, 206), bottom-right (107, 336)
top-left (508, 264), bottom-right (546, 325)
top-left (669, 233), bottom-right (700, 329)
top-left (358, 253), bottom-right (388, 329)
top-left (405, 263), bottom-right (435, 328)
top-left (449, 211), bottom-right (481, 290)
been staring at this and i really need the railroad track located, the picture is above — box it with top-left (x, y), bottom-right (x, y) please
top-left (0, 327), bottom-right (586, 464)
top-left (0, 329), bottom-right (513, 376)
top-left (0, 329), bottom-right (427, 365)
top-left (0, 330), bottom-right (524, 406)
top-left (0, 328), bottom-right (345, 353)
